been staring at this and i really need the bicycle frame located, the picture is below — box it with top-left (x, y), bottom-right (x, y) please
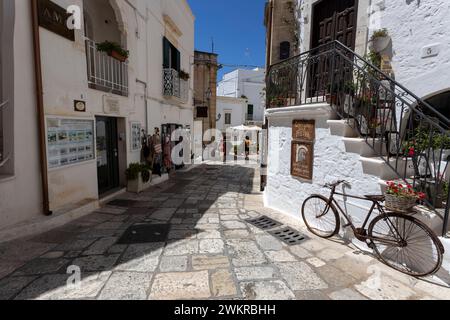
top-left (322, 185), bottom-right (407, 247)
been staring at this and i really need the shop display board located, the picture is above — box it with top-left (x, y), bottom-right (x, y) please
top-left (47, 118), bottom-right (95, 168)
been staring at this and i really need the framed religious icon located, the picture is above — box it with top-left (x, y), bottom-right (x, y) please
top-left (293, 120), bottom-right (315, 141)
top-left (291, 140), bottom-right (314, 180)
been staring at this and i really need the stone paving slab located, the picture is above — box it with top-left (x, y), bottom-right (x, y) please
top-left (1, 164), bottom-right (450, 300)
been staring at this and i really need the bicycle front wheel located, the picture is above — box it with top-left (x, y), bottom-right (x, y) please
top-left (302, 195), bottom-right (340, 238)
top-left (368, 213), bottom-right (443, 277)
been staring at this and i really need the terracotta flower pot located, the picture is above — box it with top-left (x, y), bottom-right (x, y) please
top-left (109, 50), bottom-right (127, 62)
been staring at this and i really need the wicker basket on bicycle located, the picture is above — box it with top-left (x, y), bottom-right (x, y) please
top-left (384, 181), bottom-right (425, 213)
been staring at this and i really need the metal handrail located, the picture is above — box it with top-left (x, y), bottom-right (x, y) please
top-left (266, 40), bottom-right (450, 236)
top-left (267, 40), bottom-right (449, 126)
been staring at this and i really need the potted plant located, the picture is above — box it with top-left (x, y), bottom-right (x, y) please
top-left (326, 83), bottom-right (339, 105)
top-left (385, 181), bottom-right (426, 213)
top-left (369, 28), bottom-right (391, 53)
top-left (179, 70), bottom-right (190, 81)
top-left (126, 163), bottom-right (152, 193)
top-left (96, 41), bottom-right (129, 62)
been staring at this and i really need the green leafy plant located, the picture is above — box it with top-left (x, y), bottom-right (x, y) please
top-left (370, 28), bottom-right (389, 41)
top-left (179, 70), bottom-right (190, 80)
top-left (96, 41), bottom-right (129, 59)
top-left (126, 163), bottom-right (151, 182)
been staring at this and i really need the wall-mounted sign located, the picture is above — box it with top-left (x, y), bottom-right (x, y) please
top-left (131, 122), bottom-right (142, 152)
top-left (38, 0), bottom-right (75, 41)
top-left (291, 141), bottom-right (314, 180)
top-left (291, 120), bottom-right (315, 180)
top-left (103, 96), bottom-right (120, 114)
top-left (47, 118), bottom-right (95, 169)
top-left (293, 120), bottom-right (315, 141)
top-left (74, 100), bottom-right (86, 112)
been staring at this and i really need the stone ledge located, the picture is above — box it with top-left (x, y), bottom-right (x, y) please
top-left (265, 103), bottom-right (334, 119)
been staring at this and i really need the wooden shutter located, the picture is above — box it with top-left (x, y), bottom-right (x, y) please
top-left (163, 37), bottom-right (170, 68)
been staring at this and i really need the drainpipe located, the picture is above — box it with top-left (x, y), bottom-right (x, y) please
top-left (31, 0), bottom-right (52, 216)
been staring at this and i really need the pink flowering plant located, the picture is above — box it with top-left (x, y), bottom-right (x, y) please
top-left (386, 181), bottom-right (426, 201)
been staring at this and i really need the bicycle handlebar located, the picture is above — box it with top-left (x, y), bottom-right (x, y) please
top-left (324, 180), bottom-right (349, 189)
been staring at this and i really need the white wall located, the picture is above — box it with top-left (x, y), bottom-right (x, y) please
top-left (265, 106), bottom-right (381, 230)
top-left (374, 0), bottom-right (450, 99)
top-left (0, 1), bottom-right (43, 229)
top-left (216, 97), bottom-right (247, 132)
top-left (217, 69), bottom-right (266, 122)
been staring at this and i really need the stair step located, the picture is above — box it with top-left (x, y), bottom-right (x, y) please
top-left (342, 137), bottom-right (388, 157)
top-left (327, 119), bottom-right (359, 138)
top-left (360, 156), bottom-right (415, 180)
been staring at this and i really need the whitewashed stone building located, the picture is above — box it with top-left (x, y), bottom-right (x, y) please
top-left (0, 0), bottom-right (195, 241)
top-left (264, 0), bottom-right (450, 272)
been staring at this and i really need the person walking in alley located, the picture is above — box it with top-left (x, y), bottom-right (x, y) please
top-left (245, 136), bottom-right (251, 161)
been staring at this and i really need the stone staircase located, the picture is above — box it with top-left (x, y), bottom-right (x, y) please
top-left (327, 118), bottom-right (445, 233)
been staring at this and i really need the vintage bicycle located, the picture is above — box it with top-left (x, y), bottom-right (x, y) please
top-left (301, 180), bottom-right (445, 277)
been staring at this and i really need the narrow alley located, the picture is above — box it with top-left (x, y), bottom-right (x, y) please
top-left (0, 163), bottom-right (449, 300)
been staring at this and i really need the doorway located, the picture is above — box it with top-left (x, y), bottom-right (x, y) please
top-left (311, 0), bottom-right (358, 50)
top-left (307, 0), bottom-right (358, 98)
top-left (96, 116), bottom-right (120, 195)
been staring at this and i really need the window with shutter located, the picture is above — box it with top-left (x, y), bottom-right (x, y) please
top-left (163, 37), bottom-right (181, 72)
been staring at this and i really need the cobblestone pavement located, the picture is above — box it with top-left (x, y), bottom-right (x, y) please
top-left (1, 163), bottom-right (450, 300)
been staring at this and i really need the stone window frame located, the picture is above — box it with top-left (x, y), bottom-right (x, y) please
top-left (0, 0), bottom-right (15, 175)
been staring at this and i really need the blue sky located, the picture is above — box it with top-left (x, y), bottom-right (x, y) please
top-left (187, 0), bottom-right (267, 80)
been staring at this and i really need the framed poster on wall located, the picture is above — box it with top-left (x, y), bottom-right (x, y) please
top-left (131, 122), bottom-right (142, 152)
top-left (46, 118), bottom-right (95, 169)
top-left (291, 141), bottom-right (314, 180)
top-left (291, 120), bottom-right (315, 180)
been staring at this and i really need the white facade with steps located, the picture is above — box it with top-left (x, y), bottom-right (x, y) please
top-left (265, 102), bottom-right (450, 276)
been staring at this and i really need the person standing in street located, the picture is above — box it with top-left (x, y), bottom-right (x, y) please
top-left (245, 136), bottom-right (251, 161)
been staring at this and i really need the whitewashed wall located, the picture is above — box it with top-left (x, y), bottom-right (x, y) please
top-left (0, 1), bottom-right (43, 230)
top-left (265, 105), bottom-right (381, 234)
top-left (216, 97), bottom-right (247, 132)
top-left (374, 0), bottom-right (450, 99)
top-left (217, 69), bottom-right (266, 123)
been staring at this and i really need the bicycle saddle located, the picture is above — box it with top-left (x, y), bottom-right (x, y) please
top-left (364, 195), bottom-right (385, 202)
top-left (324, 180), bottom-right (349, 188)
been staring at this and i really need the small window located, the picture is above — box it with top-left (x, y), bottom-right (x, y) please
top-left (225, 113), bottom-right (232, 125)
top-left (280, 41), bottom-right (291, 60)
top-left (196, 106), bottom-right (208, 118)
top-left (163, 37), bottom-right (180, 72)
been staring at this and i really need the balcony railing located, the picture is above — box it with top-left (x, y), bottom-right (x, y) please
top-left (163, 68), bottom-right (189, 103)
top-left (267, 40), bottom-right (450, 236)
top-left (246, 114), bottom-right (254, 121)
top-left (85, 39), bottom-right (129, 97)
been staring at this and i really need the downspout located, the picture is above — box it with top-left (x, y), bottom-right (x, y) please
top-left (31, 0), bottom-right (52, 216)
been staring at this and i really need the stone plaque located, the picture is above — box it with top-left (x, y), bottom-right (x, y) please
top-left (293, 120), bottom-right (315, 141)
top-left (38, 0), bottom-right (75, 41)
top-left (291, 141), bottom-right (314, 180)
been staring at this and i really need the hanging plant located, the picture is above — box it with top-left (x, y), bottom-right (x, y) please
top-left (96, 41), bottom-right (129, 62)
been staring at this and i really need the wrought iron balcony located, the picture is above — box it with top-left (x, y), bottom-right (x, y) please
top-left (246, 114), bottom-right (254, 121)
top-left (267, 40), bottom-right (450, 236)
top-left (85, 39), bottom-right (129, 97)
top-left (163, 68), bottom-right (189, 103)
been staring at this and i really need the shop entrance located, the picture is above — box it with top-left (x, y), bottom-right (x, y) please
top-left (96, 116), bottom-right (120, 195)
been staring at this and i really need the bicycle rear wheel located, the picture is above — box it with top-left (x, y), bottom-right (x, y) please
top-left (368, 213), bottom-right (443, 277)
top-left (302, 195), bottom-right (340, 238)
